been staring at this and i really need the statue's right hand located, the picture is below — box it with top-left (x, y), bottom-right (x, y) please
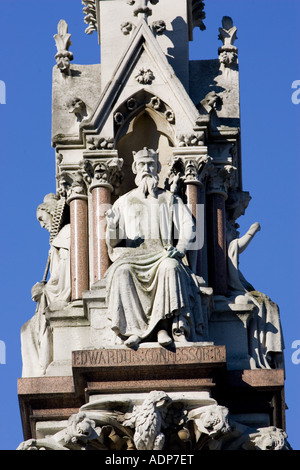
top-left (31, 282), bottom-right (43, 302)
top-left (105, 209), bottom-right (118, 228)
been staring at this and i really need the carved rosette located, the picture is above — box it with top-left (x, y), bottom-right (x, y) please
top-left (135, 68), bottom-right (155, 85)
top-left (17, 392), bottom-right (292, 451)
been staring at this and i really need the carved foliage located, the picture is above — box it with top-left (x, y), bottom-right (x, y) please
top-left (17, 392), bottom-right (292, 451)
top-left (82, 0), bottom-right (97, 35)
top-left (81, 157), bottom-right (124, 194)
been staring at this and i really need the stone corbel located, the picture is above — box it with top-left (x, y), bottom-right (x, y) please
top-left (53, 20), bottom-right (74, 73)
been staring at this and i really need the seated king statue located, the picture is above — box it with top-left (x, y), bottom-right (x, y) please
top-left (104, 147), bottom-right (205, 348)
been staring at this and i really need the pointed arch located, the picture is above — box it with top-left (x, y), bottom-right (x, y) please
top-left (113, 91), bottom-right (176, 195)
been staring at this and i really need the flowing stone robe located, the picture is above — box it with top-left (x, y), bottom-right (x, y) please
top-left (105, 188), bottom-right (204, 343)
top-left (227, 237), bottom-right (285, 369)
top-left (21, 224), bottom-right (71, 377)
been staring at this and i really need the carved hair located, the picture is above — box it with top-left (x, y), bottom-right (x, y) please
top-left (37, 193), bottom-right (68, 243)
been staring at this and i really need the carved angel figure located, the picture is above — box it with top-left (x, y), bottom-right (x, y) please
top-left (122, 391), bottom-right (171, 450)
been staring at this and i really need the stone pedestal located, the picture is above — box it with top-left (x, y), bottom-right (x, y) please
top-left (18, 343), bottom-right (286, 448)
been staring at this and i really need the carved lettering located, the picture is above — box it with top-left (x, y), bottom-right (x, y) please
top-left (72, 346), bottom-right (226, 368)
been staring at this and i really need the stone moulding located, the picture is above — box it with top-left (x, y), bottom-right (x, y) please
top-left (17, 386), bottom-right (291, 451)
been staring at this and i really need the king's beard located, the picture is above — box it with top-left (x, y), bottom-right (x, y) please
top-left (135, 173), bottom-right (159, 197)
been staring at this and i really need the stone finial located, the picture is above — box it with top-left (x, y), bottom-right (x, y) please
top-left (219, 16), bottom-right (237, 47)
top-left (218, 16), bottom-right (238, 67)
top-left (54, 20), bottom-right (73, 73)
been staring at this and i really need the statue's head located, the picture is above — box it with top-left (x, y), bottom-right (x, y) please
top-left (132, 147), bottom-right (161, 177)
top-left (132, 148), bottom-right (161, 196)
top-left (36, 193), bottom-right (58, 232)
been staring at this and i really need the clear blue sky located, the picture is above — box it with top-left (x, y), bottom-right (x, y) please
top-left (0, 0), bottom-right (299, 451)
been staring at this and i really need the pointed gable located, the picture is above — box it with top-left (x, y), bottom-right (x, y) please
top-left (80, 18), bottom-right (208, 146)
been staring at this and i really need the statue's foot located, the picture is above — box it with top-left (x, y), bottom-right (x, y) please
top-left (157, 329), bottom-right (173, 347)
top-left (124, 335), bottom-right (141, 348)
top-left (173, 331), bottom-right (189, 344)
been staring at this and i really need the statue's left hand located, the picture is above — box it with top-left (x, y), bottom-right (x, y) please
top-left (165, 245), bottom-right (185, 259)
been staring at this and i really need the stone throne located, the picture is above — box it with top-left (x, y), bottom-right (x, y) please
top-left (18, 0), bottom-right (290, 451)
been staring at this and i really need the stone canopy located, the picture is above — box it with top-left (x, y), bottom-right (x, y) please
top-left (18, 0), bottom-right (289, 452)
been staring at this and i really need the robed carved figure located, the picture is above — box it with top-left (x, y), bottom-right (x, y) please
top-left (21, 193), bottom-right (71, 377)
top-left (104, 148), bottom-right (204, 348)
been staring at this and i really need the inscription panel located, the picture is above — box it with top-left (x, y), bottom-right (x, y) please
top-left (72, 345), bottom-right (226, 369)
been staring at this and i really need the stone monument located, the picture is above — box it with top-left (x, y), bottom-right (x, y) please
top-left (17, 0), bottom-right (290, 451)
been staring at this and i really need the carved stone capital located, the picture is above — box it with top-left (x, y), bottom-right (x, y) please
top-left (207, 165), bottom-right (237, 198)
top-left (81, 157), bottom-right (124, 194)
top-left (57, 170), bottom-right (88, 204)
top-left (168, 153), bottom-right (213, 191)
